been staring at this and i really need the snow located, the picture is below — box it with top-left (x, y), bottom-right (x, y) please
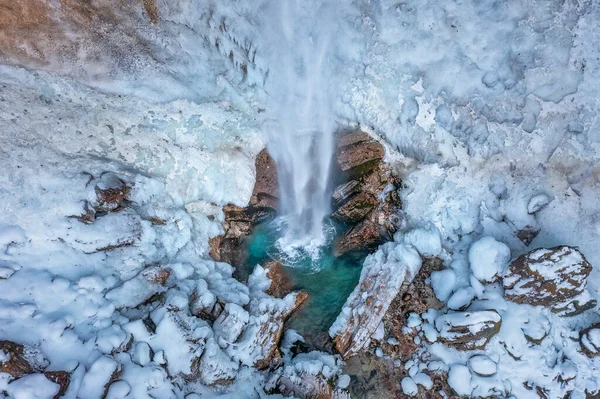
top-left (430, 269), bottom-right (456, 302)
top-left (448, 365), bottom-right (472, 397)
top-left (468, 355), bottom-right (497, 377)
top-left (468, 236), bottom-right (511, 283)
top-left (401, 377), bottom-right (419, 396)
top-left (5, 374), bottom-right (59, 399)
top-left (0, 0), bottom-right (600, 397)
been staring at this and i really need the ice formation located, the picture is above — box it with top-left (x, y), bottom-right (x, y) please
top-left (0, 0), bottom-right (600, 398)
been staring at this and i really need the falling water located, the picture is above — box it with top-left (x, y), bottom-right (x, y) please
top-left (262, 0), bottom-right (337, 258)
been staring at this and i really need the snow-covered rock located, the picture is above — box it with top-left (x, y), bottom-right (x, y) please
top-left (105, 265), bottom-right (170, 309)
top-left (467, 355), bottom-right (497, 377)
top-left (435, 310), bottom-right (502, 350)
top-left (503, 246), bottom-right (596, 316)
top-left (330, 242), bottom-right (422, 359)
top-left (5, 373), bottom-right (60, 399)
top-left (448, 364), bottom-right (472, 396)
top-left (580, 323), bottom-right (600, 357)
top-left (468, 236), bottom-right (511, 283)
top-left (213, 303), bottom-right (250, 344)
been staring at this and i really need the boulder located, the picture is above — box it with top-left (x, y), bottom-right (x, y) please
top-left (0, 341), bottom-right (37, 378)
top-left (332, 191), bottom-right (378, 223)
top-left (335, 131), bottom-right (384, 180)
top-left (332, 180), bottom-right (360, 207)
top-left (250, 149), bottom-right (279, 210)
top-left (229, 266), bottom-right (309, 370)
top-left (105, 265), bottom-right (170, 309)
top-left (263, 260), bottom-right (295, 299)
top-left (503, 246), bottom-right (596, 316)
top-left (579, 323), bottom-right (600, 357)
top-left (329, 243), bottom-right (422, 359)
top-left (435, 310), bottom-right (502, 350)
top-left (334, 219), bottom-right (383, 256)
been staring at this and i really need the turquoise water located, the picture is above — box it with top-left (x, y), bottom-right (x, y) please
top-left (245, 219), bottom-right (365, 349)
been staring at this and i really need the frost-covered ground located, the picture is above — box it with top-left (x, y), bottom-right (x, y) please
top-left (1, 0), bottom-right (600, 398)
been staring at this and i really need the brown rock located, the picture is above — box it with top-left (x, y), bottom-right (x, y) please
top-left (332, 180), bottom-right (361, 207)
top-left (0, 341), bottom-right (35, 378)
top-left (263, 260), bottom-right (294, 299)
top-left (334, 219), bottom-right (383, 256)
top-left (250, 149), bottom-right (279, 210)
top-left (579, 323), bottom-right (600, 358)
top-left (332, 191), bottom-right (378, 224)
top-left (516, 225), bottom-right (539, 246)
top-left (252, 291), bottom-right (309, 369)
top-left (503, 246), bottom-right (596, 316)
top-left (335, 131), bottom-right (384, 180)
top-left (44, 371), bottom-right (71, 399)
top-left (94, 173), bottom-right (131, 213)
top-left (435, 310), bottom-right (502, 350)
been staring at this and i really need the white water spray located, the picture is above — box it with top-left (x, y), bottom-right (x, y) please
top-left (262, 1), bottom-right (338, 257)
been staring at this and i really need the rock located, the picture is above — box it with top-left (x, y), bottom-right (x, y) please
top-left (380, 257), bottom-right (443, 358)
top-left (213, 303), bottom-right (250, 343)
top-left (105, 265), bottom-right (170, 309)
top-left (332, 180), bottom-right (361, 206)
top-left (190, 279), bottom-right (220, 320)
top-left (263, 260), bottom-right (294, 299)
top-left (6, 374), bottom-right (60, 399)
top-left (468, 236), bottom-right (511, 283)
top-left (503, 246), bottom-right (596, 316)
top-left (332, 191), bottom-right (378, 223)
top-left (468, 355), bottom-right (497, 377)
top-left (516, 225), bottom-right (540, 246)
top-left (330, 243), bottom-right (422, 359)
top-left (579, 323), bottom-right (600, 357)
top-left (229, 265), bottom-right (309, 370)
top-left (94, 172), bottom-right (131, 213)
top-left (268, 352), bottom-right (350, 399)
top-left (435, 310), bottom-right (502, 350)
top-left (334, 219), bottom-right (382, 256)
top-left (79, 356), bottom-right (122, 399)
top-left (44, 370), bottom-right (71, 399)
top-left (0, 341), bottom-right (35, 378)
top-left (250, 149), bottom-right (279, 210)
top-left (210, 150), bottom-right (279, 266)
top-left (335, 131), bottom-right (385, 180)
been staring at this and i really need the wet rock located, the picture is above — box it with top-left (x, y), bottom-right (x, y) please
top-left (503, 246), bottom-right (596, 316)
top-left (335, 131), bottom-right (384, 180)
top-left (250, 149), bottom-right (279, 210)
top-left (334, 219), bottom-right (382, 256)
top-left (263, 260), bottom-right (294, 299)
top-left (331, 144), bottom-right (402, 257)
top-left (210, 150), bottom-right (278, 267)
top-left (330, 243), bottom-right (422, 359)
top-left (579, 323), bottom-right (600, 357)
top-left (332, 191), bottom-right (378, 223)
top-left (435, 310), bottom-right (502, 350)
top-left (332, 180), bottom-right (360, 207)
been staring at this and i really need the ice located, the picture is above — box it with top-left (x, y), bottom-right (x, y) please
top-left (468, 236), bottom-right (511, 283)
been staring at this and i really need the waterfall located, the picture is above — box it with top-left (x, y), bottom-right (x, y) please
top-left (262, 0), bottom-right (337, 258)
